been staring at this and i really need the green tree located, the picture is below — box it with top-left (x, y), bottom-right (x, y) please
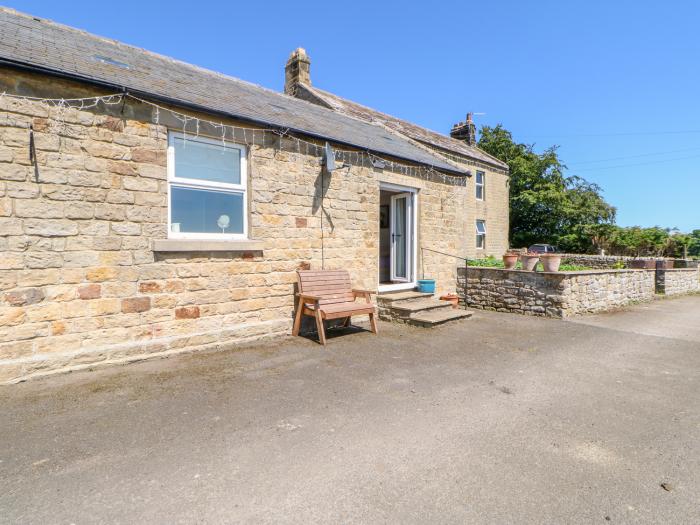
top-left (689, 230), bottom-right (700, 257)
top-left (478, 125), bottom-right (616, 251)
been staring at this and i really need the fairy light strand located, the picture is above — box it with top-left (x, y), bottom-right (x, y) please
top-left (0, 91), bottom-right (466, 186)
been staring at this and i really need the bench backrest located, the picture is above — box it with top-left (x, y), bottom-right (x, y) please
top-left (297, 270), bottom-right (354, 306)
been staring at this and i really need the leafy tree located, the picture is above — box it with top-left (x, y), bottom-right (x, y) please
top-left (478, 125), bottom-right (616, 251)
top-left (689, 230), bottom-right (700, 257)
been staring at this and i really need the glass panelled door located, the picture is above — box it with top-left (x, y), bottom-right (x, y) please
top-left (390, 192), bottom-right (413, 282)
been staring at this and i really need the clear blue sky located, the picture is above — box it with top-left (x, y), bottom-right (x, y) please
top-left (8, 0), bottom-right (700, 231)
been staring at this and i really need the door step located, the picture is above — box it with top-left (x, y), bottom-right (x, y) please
top-left (377, 291), bottom-right (473, 327)
top-left (409, 308), bottom-right (473, 328)
top-left (376, 291), bottom-right (433, 305)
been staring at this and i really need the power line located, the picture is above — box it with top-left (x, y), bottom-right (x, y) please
top-left (571, 153), bottom-right (700, 172)
top-left (567, 146), bottom-right (700, 166)
top-left (524, 129), bottom-right (700, 139)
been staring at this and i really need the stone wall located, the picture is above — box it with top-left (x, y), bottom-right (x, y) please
top-left (0, 68), bottom-right (510, 383)
top-left (656, 268), bottom-right (699, 296)
top-left (459, 267), bottom-right (658, 318)
top-left (560, 253), bottom-right (696, 270)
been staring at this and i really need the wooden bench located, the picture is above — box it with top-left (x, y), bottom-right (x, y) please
top-left (293, 269), bottom-right (378, 345)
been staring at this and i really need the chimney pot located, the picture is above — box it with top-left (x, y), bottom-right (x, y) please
top-left (285, 47), bottom-right (311, 96)
top-left (450, 112), bottom-right (477, 146)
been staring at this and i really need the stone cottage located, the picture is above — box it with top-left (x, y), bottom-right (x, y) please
top-left (0, 8), bottom-right (509, 383)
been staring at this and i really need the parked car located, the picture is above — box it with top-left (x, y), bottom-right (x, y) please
top-left (528, 244), bottom-right (559, 254)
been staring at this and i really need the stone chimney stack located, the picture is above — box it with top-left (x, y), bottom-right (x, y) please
top-left (284, 48), bottom-right (311, 96)
top-left (450, 112), bottom-right (477, 146)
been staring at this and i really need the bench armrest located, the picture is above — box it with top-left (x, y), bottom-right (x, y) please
top-left (352, 289), bottom-right (376, 304)
top-left (296, 293), bottom-right (322, 302)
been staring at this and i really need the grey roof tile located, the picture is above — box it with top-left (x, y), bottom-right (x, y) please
top-left (300, 85), bottom-right (508, 170)
top-left (0, 8), bottom-right (465, 174)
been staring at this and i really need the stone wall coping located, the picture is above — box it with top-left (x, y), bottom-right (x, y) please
top-left (466, 267), bottom-right (656, 277)
top-left (662, 268), bottom-right (699, 273)
top-left (151, 239), bottom-right (265, 252)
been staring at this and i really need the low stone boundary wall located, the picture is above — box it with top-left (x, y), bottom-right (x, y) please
top-left (559, 253), bottom-right (697, 270)
top-left (458, 267), bottom-right (668, 318)
top-left (656, 268), bottom-right (700, 296)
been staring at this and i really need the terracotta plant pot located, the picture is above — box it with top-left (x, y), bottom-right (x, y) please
top-left (502, 253), bottom-right (519, 270)
top-left (540, 254), bottom-right (562, 272)
top-left (439, 293), bottom-right (460, 309)
top-left (519, 254), bottom-right (540, 271)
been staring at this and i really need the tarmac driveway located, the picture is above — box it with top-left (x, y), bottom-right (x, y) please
top-left (1, 295), bottom-right (699, 524)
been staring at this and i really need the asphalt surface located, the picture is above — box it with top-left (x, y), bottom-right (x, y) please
top-left (1, 296), bottom-right (699, 524)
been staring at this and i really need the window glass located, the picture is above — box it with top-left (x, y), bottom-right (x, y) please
top-left (476, 171), bottom-right (485, 200)
top-left (476, 220), bottom-right (486, 249)
top-left (173, 135), bottom-right (241, 185)
top-left (171, 186), bottom-right (244, 234)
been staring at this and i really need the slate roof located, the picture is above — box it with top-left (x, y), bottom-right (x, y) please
top-left (296, 84), bottom-right (508, 170)
top-left (0, 8), bottom-right (465, 174)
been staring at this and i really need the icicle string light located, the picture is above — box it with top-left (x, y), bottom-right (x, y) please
top-left (0, 91), bottom-right (466, 186)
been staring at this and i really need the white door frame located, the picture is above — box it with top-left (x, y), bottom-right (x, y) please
top-left (379, 182), bottom-right (418, 293)
top-left (390, 192), bottom-right (412, 282)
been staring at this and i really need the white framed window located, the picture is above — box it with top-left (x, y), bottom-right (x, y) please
top-left (167, 131), bottom-right (248, 240)
top-left (476, 220), bottom-right (486, 249)
top-left (475, 171), bottom-right (485, 200)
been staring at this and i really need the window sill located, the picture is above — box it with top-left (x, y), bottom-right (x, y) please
top-left (152, 239), bottom-right (264, 252)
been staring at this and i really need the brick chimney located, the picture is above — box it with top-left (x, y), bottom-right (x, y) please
top-left (450, 112), bottom-right (477, 146)
top-left (284, 48), bottom-right (311, 96)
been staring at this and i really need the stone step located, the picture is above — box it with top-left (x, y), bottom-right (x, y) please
top-left (408, 308), bottom-right (473, 328)
top-left (389, 299), bottom-right (453, 317)
top-left (376, 291), bottom-right (433, 305)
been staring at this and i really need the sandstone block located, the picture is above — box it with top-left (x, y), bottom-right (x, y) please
top-left (175, 306), bottom-right (200, 319)
top-left (86, 267), bottom-right (117, 282)
top-left (24, 219), bottom-right (78, 237)
top-left (0, 165), bottom-right (27, 181)
top-left (24, 252), bottom-right (63, 269)
top-left (0, 218), bottom-right (23, 236)
top-left (0, 147), bottom-right (13, 163)
top-left (94, 204), bottom-right (126, 221)
top-left (111, 222), bottom-right (141, 236)
top-left (106, 190), bottom-right (134, 205)
top-left (131, 148), bottom-right (164, 165)
top-left (121, 296), bottom-right (151, 313)
top-left (0, 340), bottom-right (33, 360)
top-left (14, 199), bottom-right (65, 218)
top-left (77, 284), bottom-right (101, 300)
top-left (107, 160), bottom-right (137, 176)
top-left (65, 202), bottom-right (95, 220)
top-left (67, 171), bottom-right (101, 187)
top-left (122, 176), bottom-right (159, 192)
top-left (4, 287), bottom-right (45, 306)
top-left (139, 281), bottom-right (163, 293)
top-left (0, 307), bottom-right (25, 326)
top-left (42, 185), bottom-right (85, 201)
top-left (83, 141), bottom-right (130, 160)
top-left (137, 164), bottom-right (166, 179)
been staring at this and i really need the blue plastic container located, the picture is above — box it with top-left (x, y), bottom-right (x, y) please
top-left (417, 279), bottom-right (436, 293)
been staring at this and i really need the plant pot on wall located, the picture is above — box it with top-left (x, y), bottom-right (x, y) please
top-left (502, 253), bottom-right (519, 270)
top-left (540, 254), bottom-right (562, 272)
top-left (519, 254), bottom-right (540, 272)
